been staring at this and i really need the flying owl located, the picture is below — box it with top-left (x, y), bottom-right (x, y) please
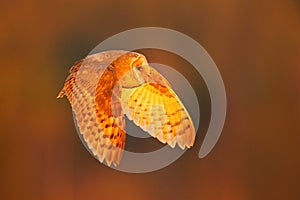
top-left (57, 50), bottom-right (195, 166)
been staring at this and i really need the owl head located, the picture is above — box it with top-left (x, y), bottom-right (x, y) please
top-left (111, 51), bottom-right (170, 88)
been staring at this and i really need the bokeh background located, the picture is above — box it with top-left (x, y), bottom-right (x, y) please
top-left (1, 0), bottom-right (300, 199)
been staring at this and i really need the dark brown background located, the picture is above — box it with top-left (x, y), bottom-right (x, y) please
top-left (1, 0), bottom-right (299, 199)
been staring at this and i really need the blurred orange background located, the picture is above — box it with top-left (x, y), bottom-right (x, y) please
top-left (0, 0), bottom-right (300, 199)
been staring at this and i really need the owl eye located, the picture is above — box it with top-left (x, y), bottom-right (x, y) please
top-left (137, 66), bottom-right (143, 71)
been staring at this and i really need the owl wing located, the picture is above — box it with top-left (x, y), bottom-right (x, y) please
top-left (122, 83), bottom-right (195, 149)
top-left (57, 51), bottom-right (128, 166)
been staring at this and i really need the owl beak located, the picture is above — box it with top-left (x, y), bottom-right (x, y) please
top-left (146, 66), bottom-right (171, 87)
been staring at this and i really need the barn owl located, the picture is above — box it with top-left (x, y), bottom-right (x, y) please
top-left (57, 50), bottom-right (195, 166)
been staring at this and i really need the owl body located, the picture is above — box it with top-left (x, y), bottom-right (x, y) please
top-left (58, 50), bottom-right (196, 166)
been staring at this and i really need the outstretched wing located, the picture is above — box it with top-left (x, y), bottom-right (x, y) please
top-left (93, 67), bottom-right (126, 166)
top-left (122, 83), bottom-right (195, 149)
top-left (57, 51), bottom-right (127, 166)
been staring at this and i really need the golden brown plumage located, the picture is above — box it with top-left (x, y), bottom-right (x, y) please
top-left (58, 50), bottom-right (195, 166)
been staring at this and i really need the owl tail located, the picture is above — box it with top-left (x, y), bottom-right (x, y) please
top-left (57, 88), bottom-right (65, 98)
top-left (57, 59), bottom-right (83, 99)
top-left (57, 69), bottom-right (77, 100)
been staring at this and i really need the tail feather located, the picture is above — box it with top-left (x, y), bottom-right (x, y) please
top-left (57, 88), bottom-right (65, 98)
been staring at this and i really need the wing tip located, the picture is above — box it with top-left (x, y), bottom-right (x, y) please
top-left (169, 128), bottom-right (196, 150)
top-left (93, 145), bottom-right (123, 167)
